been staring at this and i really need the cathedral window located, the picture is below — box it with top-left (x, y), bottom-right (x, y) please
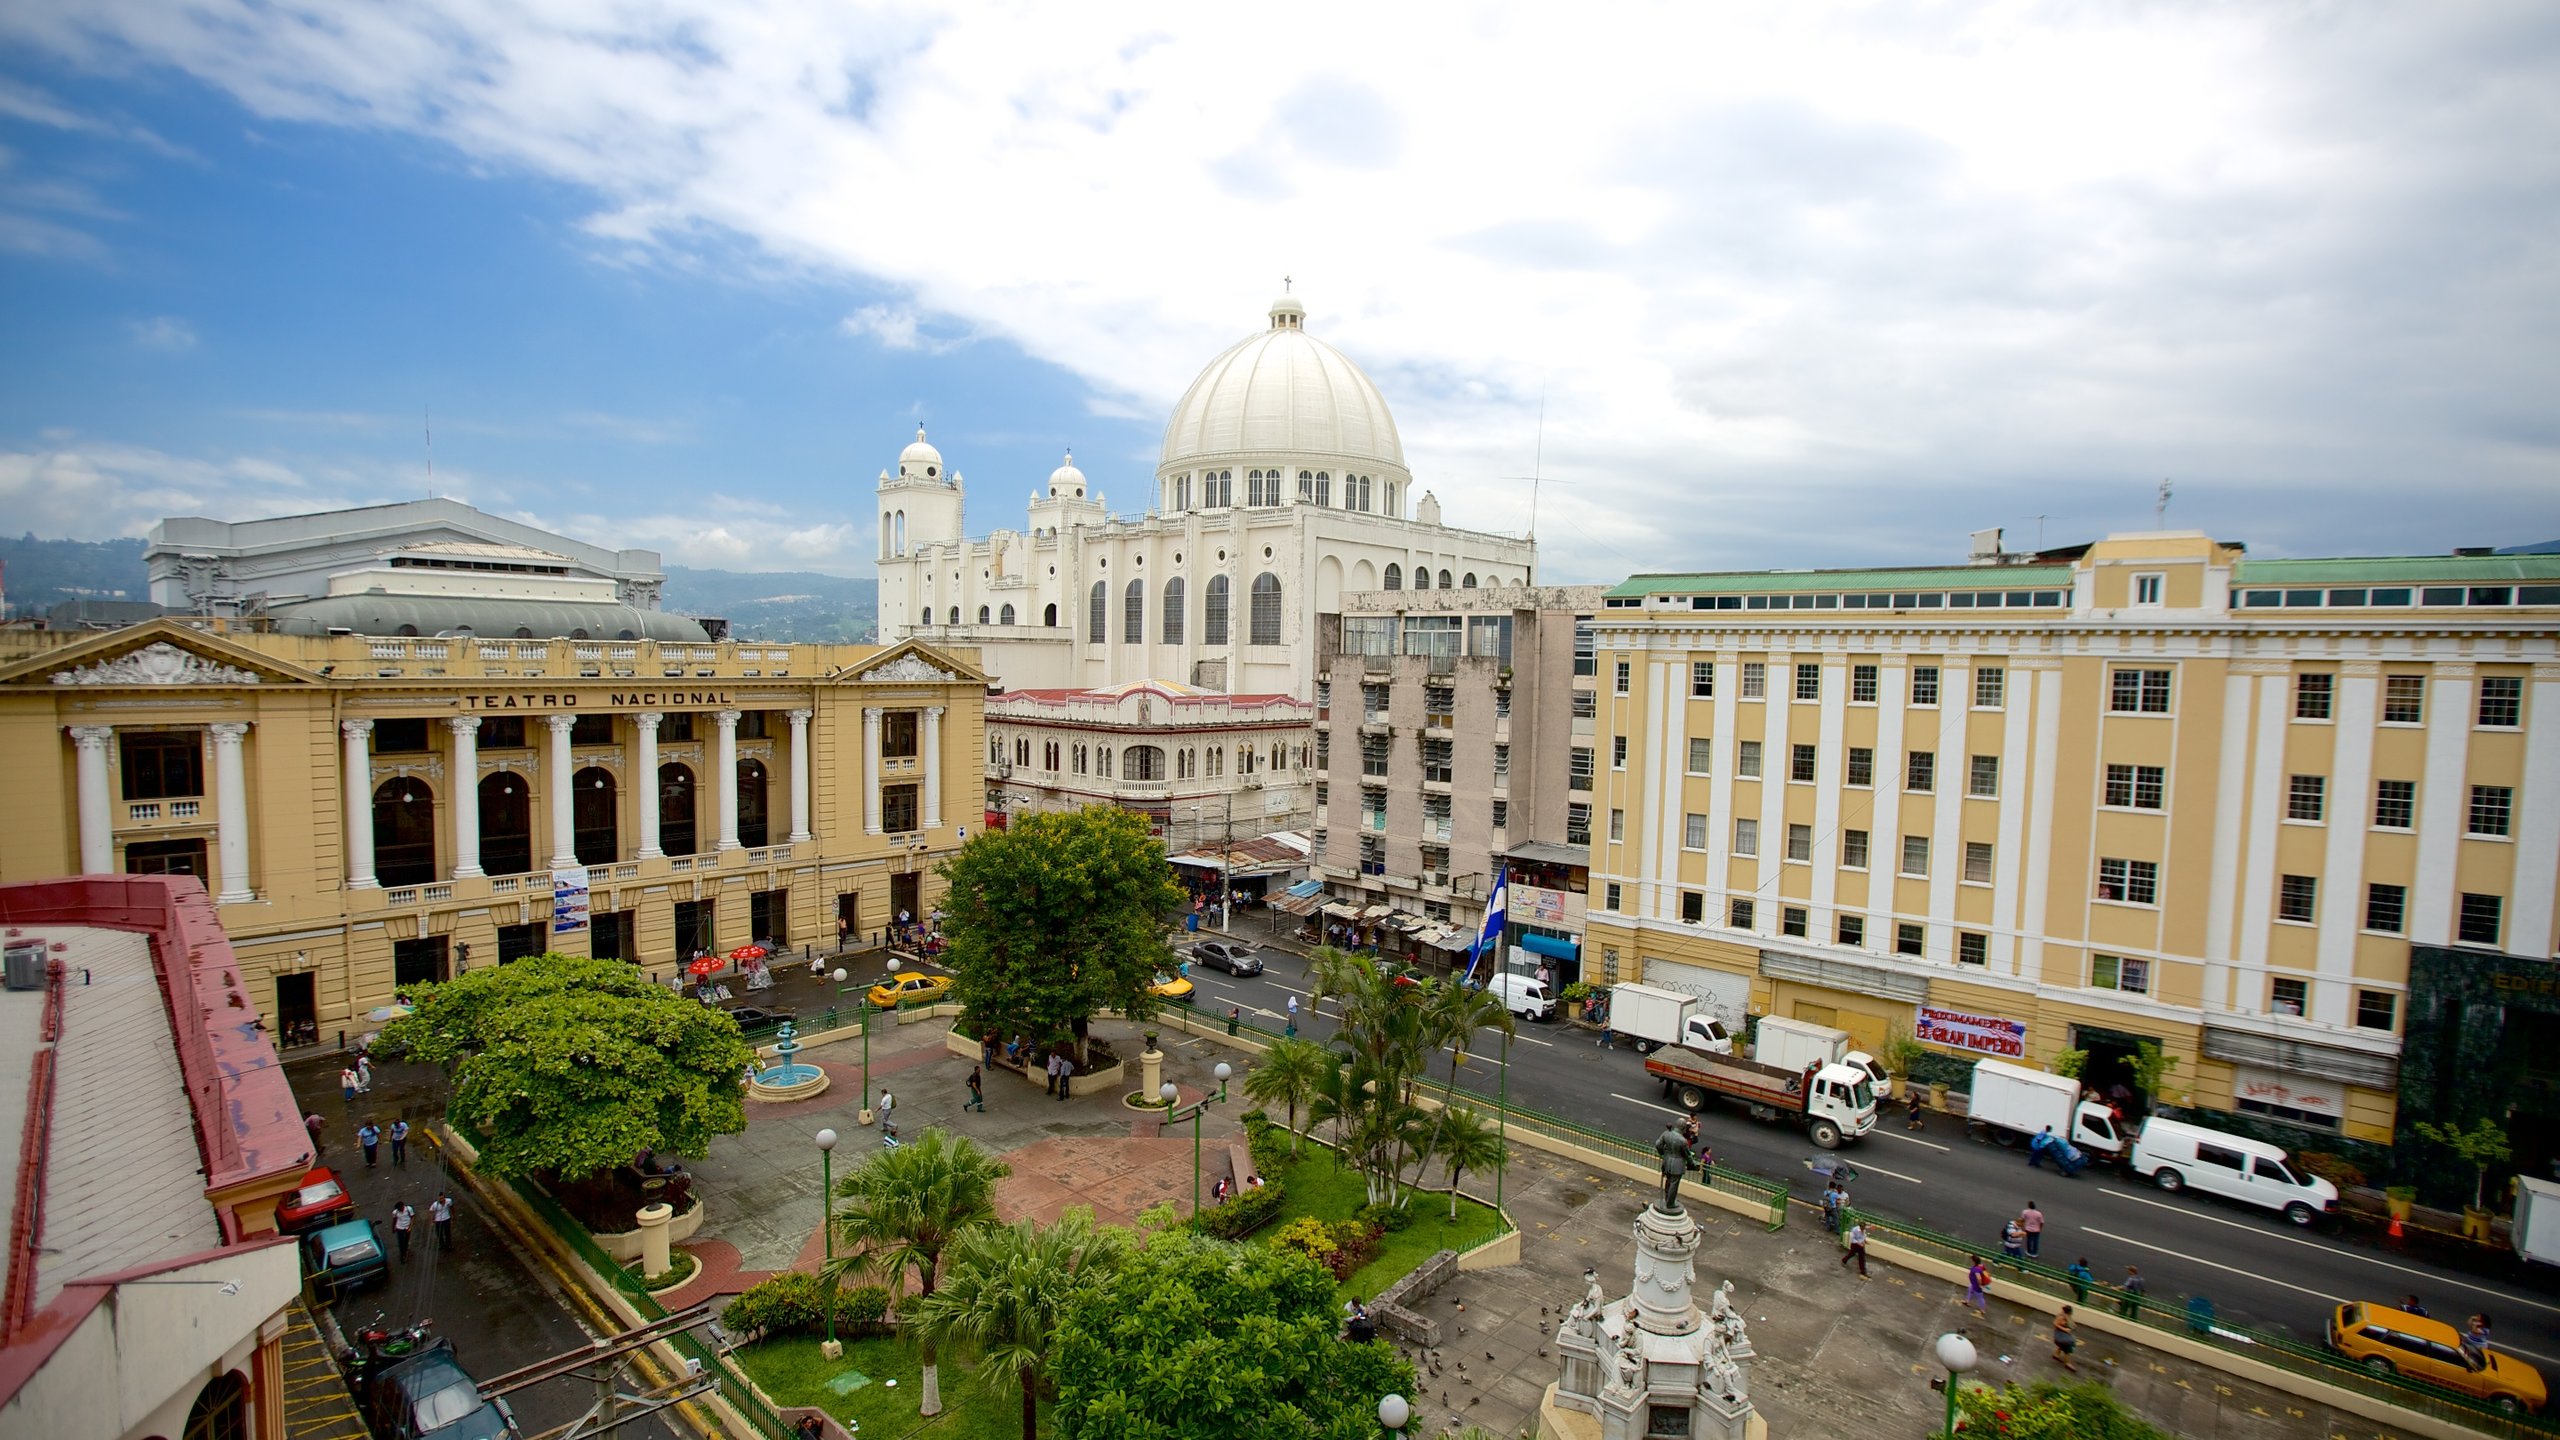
top-left (1162, 577), bottom-right (1185, 644)
top-left (1345, 473), bottom-right (1371, 511)
top-left (1124, 579), bottom-right (1145, 643)
top-left (1314, 472), bottom-right (1331, 506)
top-left (1043, 603), bottom-right (1058, 627)
top-left (1088, 582), bottom-right (1107, 643)
top-left (1249, 572), bottom-right (1284, 645)
top-left (947, 606), bottom-right (960, 624)
top-left (1173, 475), bottom-right (1191, 510)
top-left (1462, 573), bottom-right (1477, 589)
top-left (1438, 570), bottom-right (1452, 590)
top-left (1205, 574), bottom-right (1231, 645)
top-left (1413, 568), bottom-right (1431, 592)
top-left (1212, 470), bottom-right (1233, 507)
top-left (1383, 563), bottom-right (1403, 591)
top-left (1298, 470), bottom-right (1315, 504)
top-left (978, 605), bottom-right (990, 624)
top-left (1384, 482), bottom-right (1398, 516)
top-left (1001, 604), bottom-right (1016, 625)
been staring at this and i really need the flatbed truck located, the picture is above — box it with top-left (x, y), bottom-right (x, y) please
top-left (1645, 1044), bottom-right (1878, 1148)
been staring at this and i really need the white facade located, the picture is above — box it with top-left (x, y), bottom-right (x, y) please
top-left (875, 296), bottom-right (1537, 699)
top-left (986, 678), bottom-right (1313, 843)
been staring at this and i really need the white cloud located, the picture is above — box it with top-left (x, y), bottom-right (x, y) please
top-left (127, 315), bottom-right (196, 352)
top-left (4, 2), bottom-right (2555, 575)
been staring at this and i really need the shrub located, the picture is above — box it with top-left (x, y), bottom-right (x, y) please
top-left (1955, 1379), bottom-right (2172, 1440)
top-left (1327, 1220), bottom-right (1383, 1279)
top-left (1195, 1180), bottom-right (1286, 1239)
top-left (1271, 1216), bottom-right (1338, 1266)
top-left (722, 1272), bottom-right (834, 1338)
top-left (1356, 1201), bottom-right (1414, 1233)
top-left (1245, 1120), bottom-right (1292, 1178)
top-left (837, 1284), bottom-right (893, 1329)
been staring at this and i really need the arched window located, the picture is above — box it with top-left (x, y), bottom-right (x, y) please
top-left (945, 606), bottom-right (958, 624)
top-left (1314, 471), bottom-right (1331, 506)
top-left (1249, 572), bottom-right (1283, 645)
top-left (1298, 469), bottom-right (1314, 503)
top-left (978, 605), bottom-right (991, 624)
top-left (1204, 574), bottom-right (1231, 645)
top-left (1438, 569), bottom-right (1452, 590)
top-left (894, 511), bottom-right (906, 555)
top-left (1124, 578), bottom-right (1145, 644)
top-left (881, 511), bottom-right (893, 558)
top-left (478, 772), bottom-right (531, 878)
top-left (1088, 581), bottom-right (1108, 643)
top-left (1384, 482), bottom-right (1398, 516)
top-left (373, 777), bottom-right (437, 887)
top-left (573, 767), bottom-right (617, 866)
top-left (1124, 745), bottom-right (1164, 781)
top-left (1383, 563), bottom-right (1403, 591)
top-left (1162, 577), bottom-right (1185, 644)
top-left (1413, 567), bottom-right (1431, 592)
top-left (1209, 470), bottom-right (1233, 507)
top-left (184, 1371), bottom-right (249, 1440)
top-left (658, 763), bottom-right (698, 857)
top-left (1001, 603), bottom-right (1017, 625)
top-left (737, 759), bottom-right (769, 848)
top-left (1043, 602), bottom-right (1058, 627)
top-left (1462, 573), bottom-right (1478, 589)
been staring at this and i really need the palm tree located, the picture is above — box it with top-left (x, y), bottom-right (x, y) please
top-left (1243, 1036), bottom-right (1332, 1155)
top-left (1419, 982), bottom-right (1513, 1180)
top-left (1431, 1106), bottom-right (1507, 1220)
top-left (823, 1127), bottom-right (1009, 1416)
top-left (1306, 944), bottom-right (1370, 1020)
top-left (905, 1208), bottom-right (1130, 1440)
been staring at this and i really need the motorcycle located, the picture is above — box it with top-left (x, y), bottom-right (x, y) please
top-left (342, 1313), bottom-right (435, 1379)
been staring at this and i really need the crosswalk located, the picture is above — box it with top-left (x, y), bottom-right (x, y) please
top-left (279, 1299), bottom-right (369, 1440)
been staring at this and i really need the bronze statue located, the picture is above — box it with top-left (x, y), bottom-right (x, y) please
top-left (1654, 1122), bottom-right (1693, 1212)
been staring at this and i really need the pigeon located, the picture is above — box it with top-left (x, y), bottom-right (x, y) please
top-left (1486, 1351), bottom-right (1496, 1362)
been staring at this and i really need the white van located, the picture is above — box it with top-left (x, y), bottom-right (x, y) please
top-left (1484, 973), bottom-right (1555, 1022)
top-left (2128, 1116), bottom-right (2339, 1226)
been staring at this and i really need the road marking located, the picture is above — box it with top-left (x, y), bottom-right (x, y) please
top-left (1842, 1157), bottom-right (1926, 1185)
top-left (1610, 1092), bottom-right (1690, 1118)
top-left (2079, 1226), bottom-right (2351, 1307)
top-left (1514, 1033), bottom-right (1555, 1048)
top-left (2090, 1188), bottom-right (2560, 1320)
top-left (1872, 1128), bottom-right (1952, 1152)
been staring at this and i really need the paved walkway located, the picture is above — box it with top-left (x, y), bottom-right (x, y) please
top-left (277, 1300), bottom-right (369, 1440)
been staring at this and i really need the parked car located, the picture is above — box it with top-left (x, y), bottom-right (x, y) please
top-left (302, 1217), bottom-right (389, 1303)
top-left (276, 1166), bottom-right (355, 1234)
top-left (1149, 972), bottom-right (1197, 1003)
top-left (2127, 1116), bottom-right (2338, 1226)
top-left (2330, 1302), bottom-right (2546, 1415)
top-left (866, 971), bottom-right (952, 1009)
top-left (361, 1336), bottom-right (519, 1439)
top-left (1188, 940), bottom-right (1266, 976)
top-left (718, 1005), bottom-right (796, 1030)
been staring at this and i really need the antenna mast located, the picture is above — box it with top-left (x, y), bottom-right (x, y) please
top-left (2155, 478), bottom-right (2173, 527)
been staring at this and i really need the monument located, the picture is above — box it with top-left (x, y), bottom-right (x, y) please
top-left (1542, 1162), bottom-right (1763, 1439)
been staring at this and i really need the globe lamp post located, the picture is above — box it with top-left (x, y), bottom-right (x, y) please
top-left (1933, 1330), bottom-right (1978, 1438)
top-left (816, 1127), bottom-right (841, 1357)
top-left (1160, 1061), bottom-right (1234, 1215)
top-left (1378, 1393), bottom-right (1410, 1435)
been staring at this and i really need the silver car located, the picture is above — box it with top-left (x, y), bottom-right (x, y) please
top-left (1188, 940), bottom-right (1266, 976)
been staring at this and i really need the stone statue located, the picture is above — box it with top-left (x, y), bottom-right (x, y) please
top-left (1612, 1332), bottom-right (1646, 1393)
top-left (1654, 1122), bottom-right (1694, 1212)
top-left (1567, 1268), bottom-right (1605, 1343)
top-left (1710, 1279), bottom-right (1746, 1344)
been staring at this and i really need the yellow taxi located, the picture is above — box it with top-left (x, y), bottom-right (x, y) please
top-left (2329, 1302), bottom-right (2545, 1415)
top-left (1148, 972), bottom-right (1196, 1003)
top-left (867, 971), bottom-right (952, 1009)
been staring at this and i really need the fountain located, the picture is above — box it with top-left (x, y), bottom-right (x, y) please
top-left (746, 1021), bottom-right (831, 1101)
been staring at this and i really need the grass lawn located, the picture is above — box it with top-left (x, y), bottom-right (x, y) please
top-left (733, 1334), bottom-right (1045, 1440)
top-left (1262, 1140), bottom-right (1511, 1299)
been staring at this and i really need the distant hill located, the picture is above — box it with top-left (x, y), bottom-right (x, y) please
top-left (659, 565), bottom-right (876, 643)
top-left (0, 533), bottom-right (874, 641)
top-left (2498, 540), bottom-right (2560, 555)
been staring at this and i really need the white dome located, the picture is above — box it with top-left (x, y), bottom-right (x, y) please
top-left (899, 426), bottom-right (944, 478)
top-left (1047, 451), bottom-right (1087, 496)
top-left (1158, 298), bottom-right (1408, 482)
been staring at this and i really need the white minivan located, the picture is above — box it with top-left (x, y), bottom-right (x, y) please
top-left (1484, 972), bottom-right (1556, 1022)
top-left (2128, 1116), bottom-right (2339, 1226)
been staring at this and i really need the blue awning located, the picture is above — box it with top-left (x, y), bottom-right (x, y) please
top-left (1283, 879), bottom-right (1325, 898)
top-left (1519, 932), bottom-right (1581, 960)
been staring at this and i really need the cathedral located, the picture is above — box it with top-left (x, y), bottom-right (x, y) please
top-left (874, 294), bottom-right (1538, 699)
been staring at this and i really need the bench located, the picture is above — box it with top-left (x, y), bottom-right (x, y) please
top-left (1369, 1247), bottom-right (1460, 1346)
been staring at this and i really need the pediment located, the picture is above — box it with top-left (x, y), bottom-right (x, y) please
top-left (0, 621), bottom-right (321, 689)
top-left (847, 639), bottom-right (986, 687)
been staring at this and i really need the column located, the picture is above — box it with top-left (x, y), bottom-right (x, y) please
top-left (209, 722), bottom-right (254, 903)
top-left (546, 714), bottom-right (577, 869)
top-left (862, 707), bottom-right (883, 835)
top-left (922, 705), bottom-right (945, 829)
top-left (787, 708), bottom-right (814, 843)
top-left (447, 716), bottom-right (484, 878)
top-left (714, 709), bottom-right (743, 851)
top-left (634, 712), bottom-right (664, 859)
top-left (70, 725), bottom-right (115, 874)
top-left (342, 720), bottom-right (377, 888)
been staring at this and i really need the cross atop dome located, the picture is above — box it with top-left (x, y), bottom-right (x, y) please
top-left (1269, 293), bottom-right (1305, 330)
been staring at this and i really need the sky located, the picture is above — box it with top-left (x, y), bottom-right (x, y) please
top-left (0, 2), bottom-right (2554, 583)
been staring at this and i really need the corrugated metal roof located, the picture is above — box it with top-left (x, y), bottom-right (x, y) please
top-left (2231, 554), bottom-right (2560, 585)
top-left (264, 595), bottom-right (709, 641)
top-left (1607, 565), bottom-right (2073, 598)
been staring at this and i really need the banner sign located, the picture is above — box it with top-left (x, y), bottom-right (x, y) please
top-left (1914, 1003), bottom-right (2026, 1058)
top-left (1513, 885), bottom-right (1571, 927)
top-left (551, 865), bottom-right (591, 935)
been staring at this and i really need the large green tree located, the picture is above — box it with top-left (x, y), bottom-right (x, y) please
top-left (379, 953), bottom-right (755, 1180)
top-left (905, 1208), bottom-right (1131, 1440)
top-left (823, 1128), bottom-right (1010, 1416)
top-left (940, 805), bottom-right (1187, 1061)
top-left (1052, 1228), bottom-right (1417, 1440)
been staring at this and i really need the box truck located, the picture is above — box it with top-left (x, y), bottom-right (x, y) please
top-left (1644, 1044), bottom-right (1878, 1148)
top-left (1608, 983), bottom-right (1733, 1054)
top-left (1750, 1016), bottom-right (1889, 1093)
top-left (2515, 1177), bottom-right (2560, 1268)
top-left (1966, 1059), bottom-right (2125, 1160)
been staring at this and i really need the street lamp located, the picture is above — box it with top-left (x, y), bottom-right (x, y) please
top-left (1933, 1331), bottom-right (1978, 1439)
top-left (832, 966), bottom-right (878, 1126)
top-left (816, 1127), bottom-right (840, 1355)
top-left (1377, 1393), bottom-right (1410, 1434)
top-left (1160, 1061), bottom-right (1234, 1214)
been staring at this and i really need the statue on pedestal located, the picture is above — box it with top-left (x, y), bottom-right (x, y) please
top-left (1654, 1122), bottom-right (1693, 1212)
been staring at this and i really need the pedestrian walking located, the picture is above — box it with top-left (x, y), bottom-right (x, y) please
top-left (340, 1066), bottom-right (359, 1104)
top-left (391, 1201), bottom-right (415, 1261)
top-left (357, 1120), bottom-right (382, 1168)
top-left (2027, 1124), bottom-right (2053, 1168)
top-left (2019, 1200), bottom-right (2044, 1258)
top-left (1964, 1255), bottom-right (1991, 1316)
top-left (1999, 1218), bottom-right (2026, 1265)
top-left (2117, 1265), bottom-right (2146, 1320)
top-left (1044, 1051), bottom-right (1061, 1096)
top-left (1821, 1180), bottom-right (1845, 1234)
top-left (981, 1030), bottom-right (998, 1067)
top-left (1905, 1088), bottom-right (1927, 1131)
top-left (430, 1192), bottom-right (456, 1250)
top-left (2066, 1257), bottom-right (2095, 1303)
top-left (305, 1112), bottom-right (326, 1156)
top-left (876, 1089), bottom-right (894, 1127)
top-left (389, 1118), bottom-right (410, 1167)
top-left (2052, 1306), bottom-right (2080, 1371)
top-left (1285, 994), bottom-right (1300, 1039)
top-left (1840, 1221), bottom-right (1869, 1277)
top-left (1055, 1052), bottom-right (1073, 1101)
top-left (1226, 1005), bottom-right (1242, 1036)
top-left (966, 1066), bottom-right (985, 1112)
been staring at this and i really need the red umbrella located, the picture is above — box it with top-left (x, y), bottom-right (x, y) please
top-left (686, 955), bottom-right (726, 978)
top-left (728, 944), bottom-right (770, 962)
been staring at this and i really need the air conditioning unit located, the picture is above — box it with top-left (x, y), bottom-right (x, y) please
top-left (4, 941), bottom-right (48, 992)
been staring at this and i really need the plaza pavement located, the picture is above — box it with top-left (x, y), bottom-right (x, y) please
top-left (666, 1002), bottom-right (2379, 1439)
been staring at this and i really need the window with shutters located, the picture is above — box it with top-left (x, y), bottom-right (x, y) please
top-left (1964, 842), bottom-right (1994, 884)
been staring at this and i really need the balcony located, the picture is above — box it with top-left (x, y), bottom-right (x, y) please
top-left (122, 797), bottom-right (205, 827)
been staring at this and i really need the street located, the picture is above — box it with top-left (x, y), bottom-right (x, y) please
top-left (1171, 927), bottom-right (2560, 1373)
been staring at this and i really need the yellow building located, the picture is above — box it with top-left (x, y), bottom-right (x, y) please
top-left (0, 619), bottom-right (985, 1039)
top-left (1583, 532), bottom-right (2560, 1150)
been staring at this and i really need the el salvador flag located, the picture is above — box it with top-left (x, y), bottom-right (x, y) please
top-left (1465, 864), bottom-right (1509, 983)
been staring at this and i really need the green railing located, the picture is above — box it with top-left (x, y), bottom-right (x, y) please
top-left (503, 1176), bottom-right (795, 1440)
top-left (1851, 1208), bottom-right (2560, 1440)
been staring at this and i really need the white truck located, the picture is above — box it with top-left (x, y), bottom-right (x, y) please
top-left (1750, 1016), bottom-right (1889, 1094)
top-left (2516, 1176), bottom-right (2560, 1268)
top-left (1646, 1044), bottom-right (1878, 1149)
top-left (1608, 983), bottom-right (1733, 1054)
top-left (1965, 1059), bottom-right (2125, 1160)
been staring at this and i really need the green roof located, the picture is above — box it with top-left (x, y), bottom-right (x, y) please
top-left (1607, 565), bottom-right (2074, 598)
top-left (2232, 554), bottom-right (2560, 586)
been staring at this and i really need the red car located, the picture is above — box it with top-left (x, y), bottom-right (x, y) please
top-left (277, 1166), bottom-right (355, 1234)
